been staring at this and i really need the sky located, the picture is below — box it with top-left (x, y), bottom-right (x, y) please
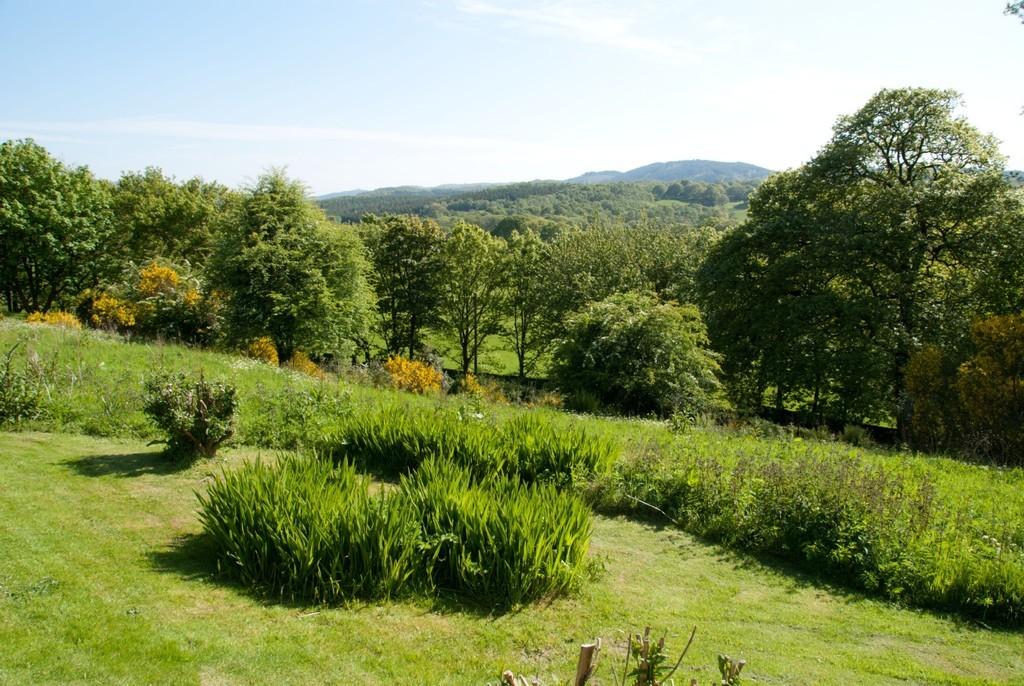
top-left (0, 0), bottom-right (1021, 195)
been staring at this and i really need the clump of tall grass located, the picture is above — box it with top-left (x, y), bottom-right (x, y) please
top-left (198, 455), bottom-right (593, 607)
top-left (320, 404), bottom-right (616, 487)
top-left (402, 458), bottom-right (592, 605)
top-left (198, 455), bottom-right (422, 603)
top-left (592, 442), bottom-right (1024, 625)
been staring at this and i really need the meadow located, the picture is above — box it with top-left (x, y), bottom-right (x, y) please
top-left (2, 318), bottom-right (1024, 683)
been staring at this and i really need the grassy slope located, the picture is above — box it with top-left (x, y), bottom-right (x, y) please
top-left (2, 432), bottom-right (1023, 686)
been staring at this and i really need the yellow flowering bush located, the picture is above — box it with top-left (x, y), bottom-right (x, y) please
top-left (246, 336), bottom-right (279, 366)
top-left (459, 373), bottom-right (508, 404)
top-left (384, 355), bottom-right (443, 394)
top-left (137, 261), bottom-right (181, 298)
top-left (286, 351), bottom-right (326, 379)
top-left (90, 293), bottom-right (136, 331)
top-left (26, 311), bottom-right (82, 329)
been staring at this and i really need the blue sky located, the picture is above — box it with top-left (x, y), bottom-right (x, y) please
top-left (1, 0), bottom-right (1021, 194)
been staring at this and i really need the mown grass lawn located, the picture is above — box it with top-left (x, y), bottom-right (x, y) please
top-left (2, 432), bottom-right (1022, 685)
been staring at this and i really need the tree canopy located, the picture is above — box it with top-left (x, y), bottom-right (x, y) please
top-left (698, 88), bottom-right (1024, 429)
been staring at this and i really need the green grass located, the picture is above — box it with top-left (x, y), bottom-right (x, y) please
top-left (2, 431), bottom-right (1023, 685)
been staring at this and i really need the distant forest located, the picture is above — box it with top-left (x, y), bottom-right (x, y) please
top-left (317, 178), bottom-right (759, 232)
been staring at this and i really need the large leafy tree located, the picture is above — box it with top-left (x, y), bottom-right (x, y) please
top-left (0, 139), bottom-right (116, 312)
top-left (112, 167), bottom-right (233, 266)
top-left (499, 228), bottom-right (554, 381)
top-left (699, 88), bottom-right (1024, 430)
top-left (360, 214), bottom-right (446, 358)
top-left (210, 170), bottom-right (374, 361)
top-left (439, 221), bottom-right (505, 374)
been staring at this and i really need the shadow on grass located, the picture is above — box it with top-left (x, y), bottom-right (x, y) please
top-left (148, 532), bottom-right (516, 618)
top-left (64, 450), bottom-right (187, 478)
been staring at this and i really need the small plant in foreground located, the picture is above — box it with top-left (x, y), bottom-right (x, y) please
top-left (143, 372), bottom-right (237, 460)
top-left (496, 625), bottom-right (745, 686)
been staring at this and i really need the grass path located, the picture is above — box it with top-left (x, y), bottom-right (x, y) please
top-left (1, 432), bottom-right (1022, 685)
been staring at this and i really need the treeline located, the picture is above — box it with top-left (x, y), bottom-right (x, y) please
top-left (317, 178), bottom-right (753, 231)
top-left (3, 86), bottom-right (1024, 464)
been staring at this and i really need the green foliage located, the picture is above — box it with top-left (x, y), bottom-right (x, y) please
top-left (198, 454), bottom-right (592, 607)
top-left (322, 403), bottom-right (616, 487)
top-left (210, 170), bottom-right (374, 361)
top-left (0, 139), bottom-right (116, 313)
top-left (240, 382), bottom-right (352, 450)
top-left (319, 179), bottom-right (747, 230)
top-left (111, 167), bottom-right (233, 266)
top-left (198, 455), bottom-right (421, 602)
top-left (698, 88), bottom-right (1024, 428)
top-left (439, 221), bottom-right (506, 373)
top-left (907, 313), bottom-right (1024, 463)
top-left (402, 458), bottom-right (592, 605)
top-left (360, 214), bottom-right (446, 358)
top-left (143, 373), bottom-right (237, 460)
top-left (551, 292), bottom-right (721, 417)
top-left (499, 228), bottom-right (554, 380)
top-left (0, 344), bottom-right (45, 426)
top-left (594, 438), bottom-right (1024, 625)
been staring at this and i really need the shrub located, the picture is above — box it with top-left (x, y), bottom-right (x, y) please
top-left (286, 351), bottom-right (326, 379)
top-left (197, 455), bottom-right (592, 607)
top-left (906, 313), bottom-right (1024, 464)
top-left (551, 292), bottom-right (721, 417)
top-left (26, 311), bottom-right (81, 329)
top-left (241, 383), bottom-right (351, 449)
top-left (128, 261), bottom-right (221, 344)
top-left (245, 336), bottom-right (279, 366)
top-left (384, 355), bottom-right (443, 394)
top-left (0, 344), bottom-right (45, 426)
top-left (88, 292), bottom-right (137, 332)
top-left (143, 373), bottom-right (237, 460)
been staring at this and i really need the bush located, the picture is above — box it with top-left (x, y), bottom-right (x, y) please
top-left (128, 261), bottom-right (221, 344)
top-left (26, 311), bottom-right (81, 329)
top-left (245, 336), bottom-right (279, 366)
top-left (0, 344), bottom-right (45, 426)
top-left (285, 351), bottom-right (325, 379)
top-left (907, 313), bottom-right (1024, 464)
top-left (198, 455), bottom-right (592, 606)
top-left (143, 373), bottom-right (237, 460)
top-left (551, 292), bottom-right (721, 417)
top-left (384, 355), bottom-right (443, 394)
top-left (88, 292), bottom-right (137, 332)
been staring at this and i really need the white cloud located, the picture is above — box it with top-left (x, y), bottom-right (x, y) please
top-left (454, 0), bottom-right (698, 63)
top-left (0, 117), bottom-right (531, 151)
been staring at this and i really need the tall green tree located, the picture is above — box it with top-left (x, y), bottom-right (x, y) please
top-left (360, 214), bottom-right (446, 358)
top-left (0, 139), bottom-right (115, 312)
top-left (500, 228), bottom-right (553, 381)
top-left (209, 170), bottom-right (374, 361)
top-left (112, 167), bottom-right (232, 265)
top-left (698, 88), bottom-right (1023, 430)
top-left (439, 221), bottom-right (505, 374)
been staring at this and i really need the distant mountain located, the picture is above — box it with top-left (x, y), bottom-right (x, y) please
top-left (567, 160), bottom-right (773, 184)
top-left (319, 159), bottom-right (773, 199)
